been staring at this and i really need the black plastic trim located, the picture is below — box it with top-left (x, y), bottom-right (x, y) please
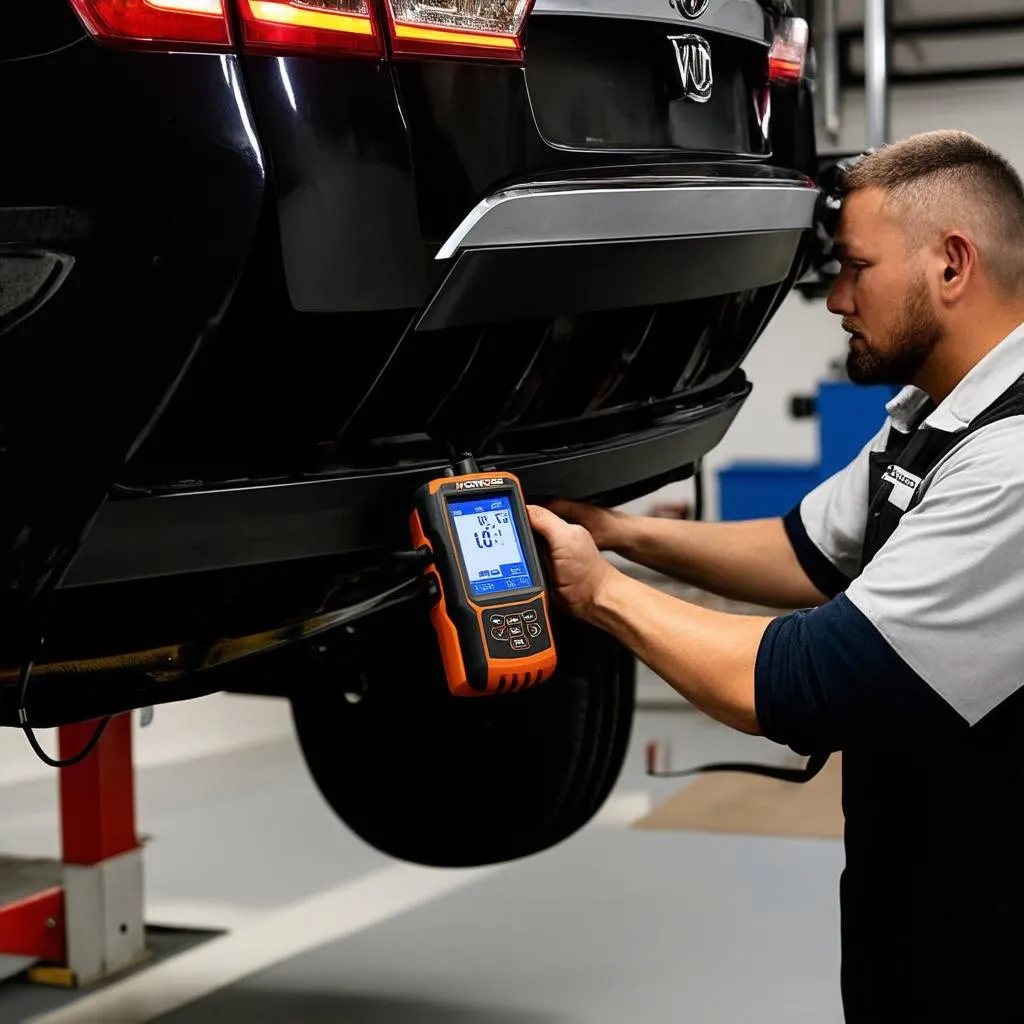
top-left (63, 385), bottom-right (749, 587)
top-left (417, 230), bottom-right (805, 331)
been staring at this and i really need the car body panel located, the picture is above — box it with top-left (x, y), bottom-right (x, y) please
top-left (245, 0), bottom-right (791, 314)
top-left (241, 54), bottom-right (434, 313)
top-left (0, 41), bottom-right (265, 654)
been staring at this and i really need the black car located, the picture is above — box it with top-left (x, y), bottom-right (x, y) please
top-left (1, 0), bottom-right (819, 866)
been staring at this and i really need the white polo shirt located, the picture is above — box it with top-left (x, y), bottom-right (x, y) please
top-left (785, 320), bottom-right (1024, 726)
top-left (752, 321), bottom-right (1024, 1020)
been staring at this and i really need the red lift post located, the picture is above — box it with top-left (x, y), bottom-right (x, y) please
top-left (0, 714), bottom-right (147, 986)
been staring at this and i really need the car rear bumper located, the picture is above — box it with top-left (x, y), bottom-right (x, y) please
top-left (418, 173), bottom-right (817, 330)
top-left (63, 378), bottom-right (750, 588)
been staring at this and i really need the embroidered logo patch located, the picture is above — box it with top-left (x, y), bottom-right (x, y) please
top-left (882, 466), bottom-right (923, 511)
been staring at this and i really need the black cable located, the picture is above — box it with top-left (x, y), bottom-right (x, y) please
top-left (693, 459), bottom-right (705, 522)
top-left (647, 759), bottom-right (826, 784)
top-left (18, 657), bottom-right (112, 769)
top-left (646, 747), bottom-right (829, 785)
top-left (389, 547), bottom-right (434, 569)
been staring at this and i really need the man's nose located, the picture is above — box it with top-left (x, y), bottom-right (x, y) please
top-left (827, 273), bottom-right (854, 316)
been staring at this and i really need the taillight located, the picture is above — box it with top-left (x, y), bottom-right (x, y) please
top-left (237, 0), bottom-right (382, 56)
top-left (769, 16), bottom-right (809, 83)
top-left (67, 0), bottom-right (232, 47)
top-left (384, 0), bottom-right (534, 61)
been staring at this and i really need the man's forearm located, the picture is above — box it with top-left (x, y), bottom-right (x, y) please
top-left (613, 516), bottom-right (828, 610)
top-left (586, 569), bottom-right (773, 734)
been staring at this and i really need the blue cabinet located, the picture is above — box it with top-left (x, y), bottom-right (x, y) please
top-left (717, 383), bottom-right (896, 521)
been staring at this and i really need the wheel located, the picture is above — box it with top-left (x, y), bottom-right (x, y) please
top-left (290, 601), bottom-right (635, 867)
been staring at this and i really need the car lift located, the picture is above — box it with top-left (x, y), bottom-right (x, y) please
top-left (0, 714), bottom-right (147, 987)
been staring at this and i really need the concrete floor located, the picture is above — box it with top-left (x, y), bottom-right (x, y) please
top-left (0, 620), bottom-right (845, 1023)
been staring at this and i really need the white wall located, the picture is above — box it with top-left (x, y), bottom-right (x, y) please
top-left (625, 71), bottom-right (1024, 520)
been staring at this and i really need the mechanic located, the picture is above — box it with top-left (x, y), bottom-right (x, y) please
top-left (528, 130), bottom-right (1024, 1023)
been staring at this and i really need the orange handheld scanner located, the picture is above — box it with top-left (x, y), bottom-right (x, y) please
top-left (410, 465), bottom-right (557, 697)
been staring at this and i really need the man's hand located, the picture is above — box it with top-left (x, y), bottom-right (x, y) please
top-left (527, 505), bottom-right (621, 620)
top-left (531, 505), bottom-right (766, 735)
top-left (545, 499), bottom-right (632, 552)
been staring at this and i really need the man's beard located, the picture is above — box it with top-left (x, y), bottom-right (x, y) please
top-left (845, 276), bottom-right (944, 386)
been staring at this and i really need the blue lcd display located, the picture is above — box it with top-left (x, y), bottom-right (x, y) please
top-left (448, 495), bottom-right (534, 597)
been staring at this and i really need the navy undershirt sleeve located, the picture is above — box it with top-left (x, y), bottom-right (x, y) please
top-left (755, 593), bottom-right (965, 754)
top-left (782, 505), bottom-right (852, 600)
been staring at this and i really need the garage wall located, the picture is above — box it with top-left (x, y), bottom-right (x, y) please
top-left (626, 71), bottom-right (1024, 520)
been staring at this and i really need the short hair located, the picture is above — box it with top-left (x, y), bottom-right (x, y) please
top-left (840, 130), bottom-right (1024, 297)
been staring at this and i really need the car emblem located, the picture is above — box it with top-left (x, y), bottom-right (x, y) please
top-left (671, 0), bottom-right (710, 19)
top-left (669, 34), bottom-right (713, 104)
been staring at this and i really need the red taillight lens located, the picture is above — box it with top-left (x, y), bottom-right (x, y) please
top-left (384, 0), bottom-right (534, 61)
top-left (68, 0), bottom-right (232, 46)
top-left (769, 16), bottom-right (809, 83)
top-left (237, 0), bottom-right (382, 56)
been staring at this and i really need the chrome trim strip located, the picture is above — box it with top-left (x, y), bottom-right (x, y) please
top-left (436, 182), bottom-right (818, 261)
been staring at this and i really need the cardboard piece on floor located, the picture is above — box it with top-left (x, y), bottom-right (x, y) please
top-left (634, 754), bottom-right (844, 840)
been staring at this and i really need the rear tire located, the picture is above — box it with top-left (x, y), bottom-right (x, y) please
top-left (290, 603), bottom-right (635, 867)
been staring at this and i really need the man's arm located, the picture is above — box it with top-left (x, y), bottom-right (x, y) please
top-left (549, 502), bottom-right (827, 609)
top-left (529, 505), bottom-right (773, 733)
top-left (532, 425), bottom-right (1024, 751)
top-left (550, 424), bottom-right (889, 610)
top-left (597, 511), bottom-right (829, 610)
top-left (590, 569), bottom-right (772, 734)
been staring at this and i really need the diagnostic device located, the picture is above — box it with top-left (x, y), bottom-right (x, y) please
top-left (410, 462), bottom-right (557, 697)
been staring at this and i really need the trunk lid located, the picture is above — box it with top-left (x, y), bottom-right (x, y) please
top-left (525, 0), bottom-right (772, 156)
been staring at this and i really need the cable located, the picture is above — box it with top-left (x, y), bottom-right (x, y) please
top-left (646, 759), bottom-right (826, 784)
top-left (389, 547), bottom-right (434, 570)
top-left (12, 564), bottom-right (432, 766)
top-left (18, 657), bottom-right (112, 769)
top-left (645, 742), bottom-right (828, 785)
top-left (10, 463), bottom-right (434, 767)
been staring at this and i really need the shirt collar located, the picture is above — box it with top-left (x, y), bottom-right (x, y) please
top-left (884, 321), bottom-right (1024, 434)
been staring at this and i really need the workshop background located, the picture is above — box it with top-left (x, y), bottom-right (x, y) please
top-left (633, 0), bottom-right (1024, 522)
top-left (3, 1), bottom-right (1023, 1022)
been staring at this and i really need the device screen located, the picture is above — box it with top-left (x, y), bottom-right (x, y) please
top-left (447, 494), bottom-right (535, 598)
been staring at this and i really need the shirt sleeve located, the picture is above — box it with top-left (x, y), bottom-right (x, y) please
top-left (783, 421), bottom-right (891, 598)
top-left (756, 418), bottom-right (1024, 750)
top-left (755, 594), bottom-right (964, 754)
top-left (845, 417), bottom-right (1024, 725)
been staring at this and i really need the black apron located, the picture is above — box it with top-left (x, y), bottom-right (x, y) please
top-left (650, 375), bottom-right (1024, 1020)
top-left (840, 373), bottom-right (1024, 1022)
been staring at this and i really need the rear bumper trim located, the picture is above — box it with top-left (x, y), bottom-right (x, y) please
top-left (435, 180), bottom-right (819, 260)
top-left (64, 385), bottom-right (749, 588)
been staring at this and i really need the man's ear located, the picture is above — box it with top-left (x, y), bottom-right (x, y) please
top-left (940, 233), bottom-right (974, 298)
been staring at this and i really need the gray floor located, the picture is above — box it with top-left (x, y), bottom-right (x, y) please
top-left (1, 674), bottom-right (845, 1024)
top-left (156, 826), bottom-right (843, 1024)
top-left (0, 927), bottom-right (221, 1021)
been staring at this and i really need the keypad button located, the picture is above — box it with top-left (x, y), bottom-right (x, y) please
top-left (491, 626), bottom-right (509, 642)
top-left (527, 623), bottom-right (543, 639)
top-left (510, 637), bottom-right (530, 651)
top-left (489, 614), bottom-right (506, 628)
top-left (508, 625), bottom-right (525, 639)
top-left (522, 610), bottom-right (538, 623)
top-left (505, 614), bottom-right (522, 627)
